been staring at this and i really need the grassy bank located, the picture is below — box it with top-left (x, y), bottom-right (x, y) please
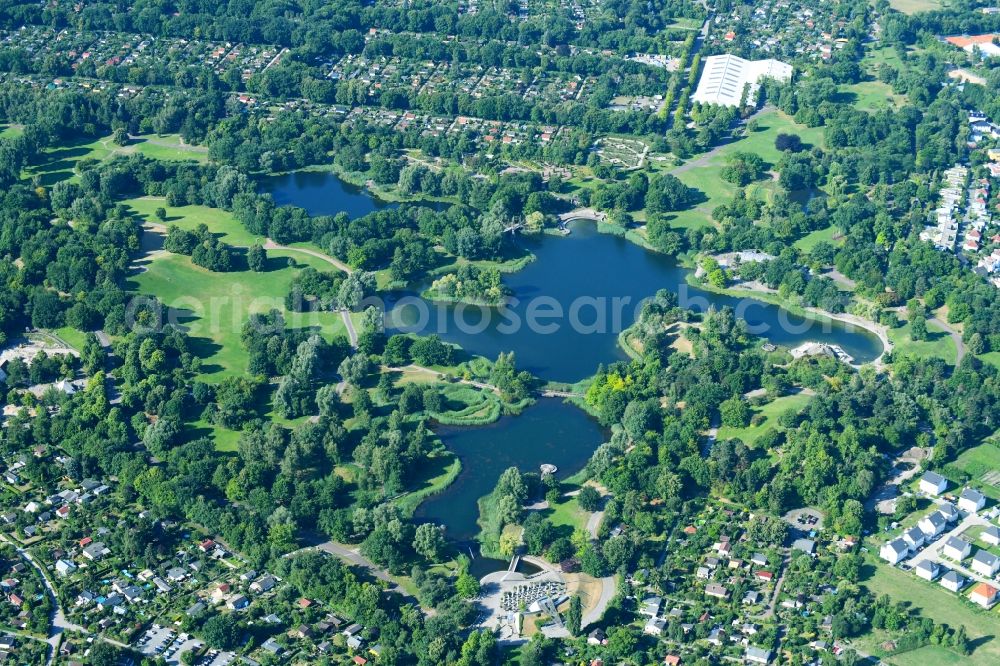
top-left (395, 453), bottom-right (462, 517)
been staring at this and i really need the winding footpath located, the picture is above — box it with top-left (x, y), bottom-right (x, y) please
top-left (263, 239), bottom-right (353, 274)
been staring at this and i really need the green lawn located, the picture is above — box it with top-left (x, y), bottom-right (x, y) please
top-left (716, 392), bottom-right (812, 446)
top-left (130, 134), bottom-right (209, 163)
top-left (0, 124), bottom-right (23, 139)
top-left (395, 453), bottom-right (461, 516)
top-left (50, 326), bottom-right (91, 352)
top-left (794, 225), bottom-right (842, 253)
top-left (950, 443), bottom-right (1000, 500)
top-left (125, 197), bottom-right (262, 247)
top-left (666, 111), bottom-right (825, 230)
top-left (860, 556), bottom-right (1000, 666)
top-left (888, 318), bottom-right (957, 365)
top-left (545, 493), bottom-right (588, 535)
top-left (980, 351), bottom-right (1000, 370)
top-left (27, 135), bottom-right (120, 185)
top-left (26, 133), bottom-right (207, 186)
top-left (886, 0), bottom-right (945, 14)
top-left (130, 251), bottom-right (349, 384)
top-left (840, 80), bottom-right (907, 112)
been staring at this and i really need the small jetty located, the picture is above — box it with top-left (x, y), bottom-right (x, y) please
top-left (789, 341), bottom-right (854, 365)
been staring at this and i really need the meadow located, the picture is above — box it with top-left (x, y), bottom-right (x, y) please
top-left (659, 110), bottom-right (826, 231)
top-left (859, 555), bottom-right (1000, 666)
top-left (716, 392), bottom-right (812, 446)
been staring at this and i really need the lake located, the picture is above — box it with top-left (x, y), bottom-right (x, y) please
top-left (265, 170), bottom-right (884, 544)
top-left (415, 398), bottom-right (608, 541)
top-left (385, 222), bottom-right (882, 382)
top-left (258, 170), bottom-right (397, 218)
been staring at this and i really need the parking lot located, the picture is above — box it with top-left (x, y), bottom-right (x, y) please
top-left (137, 625), bottom-right (174, 656)
top-left (136, 625), bottom-right (204, 664)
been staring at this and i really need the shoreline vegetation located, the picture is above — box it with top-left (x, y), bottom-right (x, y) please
top-left (684, 272), bottom-right (892, 363)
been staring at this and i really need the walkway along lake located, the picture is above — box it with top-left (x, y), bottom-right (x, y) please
top-left (263, 171), bottom-right (885, 540)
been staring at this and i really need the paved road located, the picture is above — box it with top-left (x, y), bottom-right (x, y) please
top-left (905, 507), bottom-right (990, 584)
top-left (341, 310), bottom-right (358, 347)
top-left (0, 535), bottom-right (130, 665)
top-left (264, 239), bottom-right (353, 274)
top-left (670, 106), bottom-right (773, 175)
top-left (759, 553), bottom-right (790, 620)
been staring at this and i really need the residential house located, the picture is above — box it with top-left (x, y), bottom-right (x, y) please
top-left (55, 560), bottom-right (76, 577)
top-left (943, 537), bottom-right (971, 561)
top-left (750, 553), bottom-right (767, 567)
top-left (792, 538), bottom-right (815, 555)
top-left (918, 511), bottom-right (946, 537)
top-left (745, 646), bottom-right (772, 664)
top-left (261, 638), bottom-right (282, 655)
top-left (915, 560), bottom-right (939, 581)
top-left (227, 595), bottom-right (249, 610)
top-left (919, 471), bottom-right (948, 495)
top-left (938, 503), bottom-right (960, 523)
top-left (705, 584), bottom-right (729, 599)
top-left (972, 550), bottom-right (1000, 576)
top-left (982, 525), bottom-right (1000, 546)
top-left (81, 542), bottom-right (109, 561)
top-left (640, 596), bottom-right (662, 617)
top-left (587, 628), bottom-right (607, 645)
top-left (644, 616), bottom-right (666, 636)
top-left (880, 538), bottom-right (909, 565)
top-left (959, 488), bottom-right (987, 513)
top-left (902, 527), bottom-right (926, 549)
top-left (250, 575), bottom-right (277, 594)
top-left (941, 570), bottom-right (965, 592)
top-left (970, 582), bottom-right (999, 608)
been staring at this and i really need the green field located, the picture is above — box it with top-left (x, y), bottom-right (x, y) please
top-left (716, 392), bottom-right (812, 446)
top-left (27, 133), bottom-right (206, 185)
top-left (950, 443), bottom-right (1000, 500)
top-left (888, 318), bottom-right (957, 365)
top-left (130, 134), bottom-right (209, 163)
top-left (886, 0), bottom-right (945, 15)
top-left (125, 197), bottom-right (262, 247)
top-left (860, 556), bottom-right (1000, 666)
top-left (130, 251), bottom-right (349, 384)
top-left (664, 111), bottom-right (826, 230)
top-left (981, 351), bottom-right (1000, 370)
top-left (794, 225), bottom-right (842, 253)
top-left (840, 80), bottom-right (907, 112)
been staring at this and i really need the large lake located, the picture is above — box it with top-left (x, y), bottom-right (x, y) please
top-left (265, 170), bottom-right (884, 541)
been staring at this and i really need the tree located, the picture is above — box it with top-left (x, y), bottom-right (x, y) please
top-left (247, 244), bottom-right (266, 272)
top-left (338, 353), bottom-right (371, 387)
top-left (565, 595), bottom-right (582, 636)
top-left (910, 314), bottom-right (928, 341)
top-left (577, 485), bottom-right (602, 512)
top-left (456, 571), bottom-right (480, 599)
top-left (775, 132), bottom-right (803, 152)
top-left (154, 207), bottom-right (167, 222)
top-left (720, 395), bottom-right (751, 427)
top-left (112, 127), bottom-right (129, 146)
top-left (202, 613), bottom-right (240, 649)
top-left (413, 523), bottom-right (446, 562)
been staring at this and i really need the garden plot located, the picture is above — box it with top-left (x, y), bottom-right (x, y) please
top-left (593, 137), bottom-right (649, 169)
